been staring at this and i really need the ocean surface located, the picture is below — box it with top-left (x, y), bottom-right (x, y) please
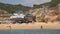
top-left (0, 29), bottom-right (60, 34)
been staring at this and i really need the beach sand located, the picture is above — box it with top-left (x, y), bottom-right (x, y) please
top-left (0, 22), bottom-right (60, 30)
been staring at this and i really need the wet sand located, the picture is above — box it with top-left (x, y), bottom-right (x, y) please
top-left (0, 22), bottom-right (60, 30)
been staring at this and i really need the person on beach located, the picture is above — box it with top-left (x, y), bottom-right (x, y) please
top-left (7, 26), bottom-right (11, 30)
top-left (41, 25), bottom-right (43, 29)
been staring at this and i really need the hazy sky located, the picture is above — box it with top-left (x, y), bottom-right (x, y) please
top-left (0, 0), bottom-right (51, 7)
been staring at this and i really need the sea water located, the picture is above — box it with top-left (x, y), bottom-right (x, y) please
top-left (0, 29), bottom-right (60, 34)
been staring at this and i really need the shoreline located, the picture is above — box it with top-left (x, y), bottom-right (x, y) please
top-left (0, 22), bottom-right (60, 30)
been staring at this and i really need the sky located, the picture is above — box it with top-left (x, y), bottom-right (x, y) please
top-left (0, 0), bottom-right (51, 7)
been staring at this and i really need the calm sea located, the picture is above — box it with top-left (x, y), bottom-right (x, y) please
top-left (0, 29), bottom-right (60, 34)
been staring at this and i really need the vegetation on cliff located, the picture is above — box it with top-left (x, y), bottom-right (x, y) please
top-left (0, 3), bottom-right (32, 13)
top-left (33, 0), bottom-right (60, 8)
top-left (0, 0), bottom-right (60, 13)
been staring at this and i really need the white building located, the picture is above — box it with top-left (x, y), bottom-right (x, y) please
top-left (10, 11), bottom-right (25, 19)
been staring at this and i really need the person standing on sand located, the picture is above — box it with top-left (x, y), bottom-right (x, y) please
top-left (7, 26), bottom-right (11, 30)
top-left (41, 25), bottom-right (43, 29)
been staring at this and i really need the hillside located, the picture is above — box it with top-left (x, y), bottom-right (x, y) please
top-left (0, 3), bottom-right (32, 13)
top-left (33, 0), bottom-right (60, 8)
top-left (0, 0), bottom-right (60, 13)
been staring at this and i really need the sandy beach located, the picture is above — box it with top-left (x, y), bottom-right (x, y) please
top-left (0, 22), bottom-right (60, 30)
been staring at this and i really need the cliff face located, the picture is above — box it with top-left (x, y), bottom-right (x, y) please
top-left (48, 8), bottom-right (60, 16)
top-left (45, 5), bottom-right (60, 22)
